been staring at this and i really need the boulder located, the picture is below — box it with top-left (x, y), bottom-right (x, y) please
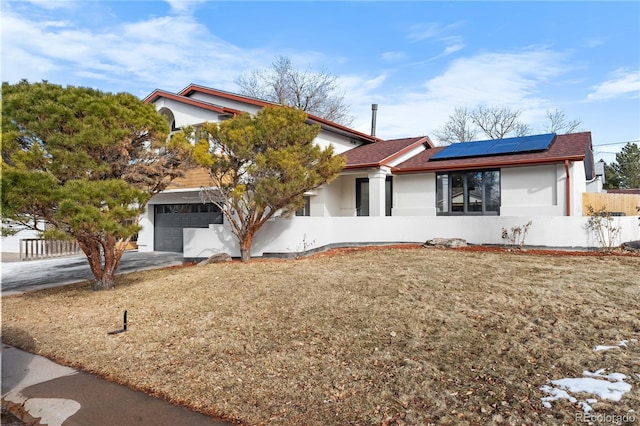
top-left (424, 238), bottom-right (467, 248)
top-left (198, 253), bottom-right (232, 265)
top-left (621, 240), bottom-right (640, 252)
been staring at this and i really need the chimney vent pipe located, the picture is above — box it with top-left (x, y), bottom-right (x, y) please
top-left (371, 104), bottom-right (378, 137)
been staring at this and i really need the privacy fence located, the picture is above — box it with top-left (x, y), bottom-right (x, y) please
top-left (582, 193), bottom-right (640, 216)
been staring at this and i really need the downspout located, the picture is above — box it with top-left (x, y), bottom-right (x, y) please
top-left (564, 160), bottom-right (571, 216)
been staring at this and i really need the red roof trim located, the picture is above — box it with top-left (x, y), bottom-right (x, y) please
top-left (392, 155), bottom-right (586, 174)
top-left (178, 84), bottom-right (273, 108)
top-left (177, 84), bottom-right (380, 144)
top-left (393, 132), bottom-right (592, 174)
top-left (344, 136), bottom-right (432, 170)
top-left (383, 136), bottom-right (433, 165)
top-left (143, 90), bottom-right (243, 116)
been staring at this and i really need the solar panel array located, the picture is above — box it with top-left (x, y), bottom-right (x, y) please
top-left (431, 133), bottom-right (556, 160)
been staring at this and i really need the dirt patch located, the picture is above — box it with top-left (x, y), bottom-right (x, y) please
top-left (2, 246), bottom-right (639, 425)
top-left (307, 242), bottom-right (640, 259)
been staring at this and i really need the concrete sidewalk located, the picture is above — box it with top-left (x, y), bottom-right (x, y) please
top-left (1, 344), bottom-right (232, 426)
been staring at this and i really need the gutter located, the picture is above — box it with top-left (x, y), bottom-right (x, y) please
top-left (565, 160), bottom-right (571, 216)
top-left (391, 155), bottom-right (585, 174)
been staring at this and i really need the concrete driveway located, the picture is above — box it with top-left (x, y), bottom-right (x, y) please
top-left (1, 251), bottom-right (183, 295)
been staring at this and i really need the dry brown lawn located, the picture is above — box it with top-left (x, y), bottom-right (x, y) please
top-left (2, 246), bottom-right (639, 425)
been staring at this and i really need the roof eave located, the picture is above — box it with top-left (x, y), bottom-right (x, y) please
top-left (392, 155), bottom-right (586, 174)
top-left (144, 90), bottom-right (244, 116)
top-left (344, 162), bottom-right (383, 170)
top-left (178, 84), bottom-right (379, 144)
top-left (380, 137), bottom-right (431, 166)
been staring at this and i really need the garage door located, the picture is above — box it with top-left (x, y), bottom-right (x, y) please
top-left (154, 204), bottom-right (222, 252)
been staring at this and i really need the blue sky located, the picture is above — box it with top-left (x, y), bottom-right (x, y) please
top-left (2, 1), bottom-right (639, 163)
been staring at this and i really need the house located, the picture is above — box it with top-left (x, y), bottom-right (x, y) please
top-left (4, 84), bottom-right (636, 259)
top-left (137, 84), bottom-right (379, 253)
top-left (132, 84), bottom-right (638, 258)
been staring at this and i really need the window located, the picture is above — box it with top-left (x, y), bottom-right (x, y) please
top-left (295, 196), bottom-right (311, 216)
top-left (436, 170), bottom-right (500, 215)
top-left (385, 176), bottom-right (393, 216)
top-left (355, 176), bottom-right (392, 216)
top-left (155, 203), bottom-right (223, 224)
top-left (356, 178), bottom-right (369, 216)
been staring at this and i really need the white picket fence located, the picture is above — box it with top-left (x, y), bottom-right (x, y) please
top-left (20, 239), bottom-right (82, 261)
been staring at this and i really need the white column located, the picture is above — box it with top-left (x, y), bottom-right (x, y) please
top-left (368, 169), bottom-right (388, 217)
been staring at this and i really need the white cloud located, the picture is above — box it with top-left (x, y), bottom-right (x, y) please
top-left (21, 0), bottom-right (78, 11)
top-left (587, 69), bottom-right (640, 101)
top-left (406, 21), bottom-right (464, 42)
top-left (442, 43), bottom-right (465, 56)
top-left (0, 6), bottom-right (265, 96)
top-left (381, 51), bottom-right (407, 62)
top-left (164, 0), bottom-right (207, 14)
top-left (347, 48), bottom-right (571, 140)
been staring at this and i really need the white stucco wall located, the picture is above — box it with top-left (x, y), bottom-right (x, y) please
top-left (1, 228), bottom-right (43, 253)
top-left (155, 99), bottom-right (220, 128)
top-left (314, 131), bottom-right (363, 154)
top-left (570, 161), bottom-right (587, 216)
top-left (501, 165), bottom-right (563, 216)
top-left (393, 173), bottom-right (435, 216)
top-left (153, 96), bottom-right (362, 154)
top-left (186, 92), bottom-right (263, 114)
top-left (183, 214), bottom-right (640, 259)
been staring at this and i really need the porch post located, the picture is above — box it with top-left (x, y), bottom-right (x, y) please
top-left (368, 169), bottom-right (388, 217)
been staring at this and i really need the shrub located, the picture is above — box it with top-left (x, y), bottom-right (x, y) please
top-left (586, 205), bottom-right (621, 252)
top-left (501, 221), bottom-right (532, 249)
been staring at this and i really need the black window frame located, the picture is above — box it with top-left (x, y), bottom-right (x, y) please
top-left (295, 196), bottom-right (311, 217)
top-left (356, 178), bottom-right (369, 216)
top-left (355, 176), bottom-right (393, 216)
top-left (436, 169), bottom-right (501, 216)
top-left (154, 203), bottom-right (223, 224)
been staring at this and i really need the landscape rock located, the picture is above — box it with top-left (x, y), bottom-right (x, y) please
top-left (621, 240), bottom-right (640, 252)
top-left (198, 253), bottom-right (232, 265)
top-left (423, 238), bottom-right (467, 248)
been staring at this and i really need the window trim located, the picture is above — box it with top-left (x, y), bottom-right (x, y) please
top-left (436, 169), bottom-right (501, 216)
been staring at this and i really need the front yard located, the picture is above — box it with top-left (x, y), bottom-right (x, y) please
top-left (2, 247), bottom-right (639, 425)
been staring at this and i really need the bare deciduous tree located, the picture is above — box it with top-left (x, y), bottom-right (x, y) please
top-left (434, 105), bottom-right (582, 145)
top-left (470, 105), bottom-right (525, 140)
top-left (544, 108), bottom-right (582, 134)
top-left (432, 106), bottom-right (478, 144)
top-left (512, 122), bottom-right (532, 137)
top-left (235, 55), bottom-right (353, 126)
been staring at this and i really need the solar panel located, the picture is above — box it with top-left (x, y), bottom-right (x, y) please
top-left (516, 133), bottom-right (556, 151)
top-left (484, 139), bottom-right (522, 155)
top-left (430, 133), bottom-right (556, 160)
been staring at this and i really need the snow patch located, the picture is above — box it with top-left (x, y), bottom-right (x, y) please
top-left (594, 338), bottom-right (637, 352)
top-left (540, 339), bottom-right (640, 413)
top-left (541, 367), bottom-right (632, 412)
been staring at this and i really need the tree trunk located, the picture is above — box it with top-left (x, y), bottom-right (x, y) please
top-left (77, 236), bottom-right (124, 290)
top-left (239, 232), bottom-right (254, 262)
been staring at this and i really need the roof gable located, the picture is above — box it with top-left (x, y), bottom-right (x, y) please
top-left (148, 84), bottom-right (380, 145)
top-left (343, 136), bottom-right (433, 169)
top-left (144, 90), bottom-right (242, 116)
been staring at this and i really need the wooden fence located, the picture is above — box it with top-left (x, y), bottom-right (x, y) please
top-left (20, 239), bottom-right (82, 261)
top-left (582, 193), bottom-right (640, 216)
